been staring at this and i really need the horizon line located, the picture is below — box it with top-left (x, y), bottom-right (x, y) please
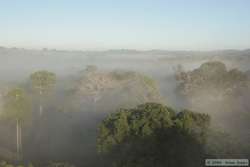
top-left (0, 45), bottom-right (250, 53)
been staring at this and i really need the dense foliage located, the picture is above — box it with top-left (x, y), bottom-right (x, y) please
top-left (64, 67), bottom-right (163, 113)
top-left (97, 103), bottom-right (211, 167)
top-left (175, 61), bottom-right (250, 145)
top-left (1, 88), bottom-right (31, 122)
top-left (176, 61), bottom-right (249, 98)
top-left (30, 71), bottom-right (56, 94)
top-left (0, 88), bottom-right (32, 160)
top-left (0, 61), bottom-right (249, 167)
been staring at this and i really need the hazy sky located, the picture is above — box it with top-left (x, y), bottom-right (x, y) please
top-left (0, 0), bottom-right (250, 50)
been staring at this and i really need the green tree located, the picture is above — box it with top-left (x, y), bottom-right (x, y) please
top-left (175, 61), bottom-right (248, 97)
top-left (97, 103), bottom-right (210, 167)
top-left (30, 71), bottom-right (56, 115)
top-left (1, 88), bottom-right (31, 160)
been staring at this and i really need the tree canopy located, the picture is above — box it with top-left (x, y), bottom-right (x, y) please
top-left (63, 68), bottom-right (163, 113)
top-left (30, 71), bottom-right (56, 94)
top-left (175, 61), bottom-right (249, 98)
top-left (97, 103), bottom-right (211, 167)
top-left (1, 88), bottom-right (31, 122)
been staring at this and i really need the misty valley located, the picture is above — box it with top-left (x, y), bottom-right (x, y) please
top-left (0, 47), bottom-right (250, 167)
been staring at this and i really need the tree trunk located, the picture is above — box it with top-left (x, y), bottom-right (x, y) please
top-left (39, 104), bottom-right (43, 116)
top-left (16, 119), bottom-right (23, 160)
top-left (16, 119), bottom-right (20, 160)
top-left (19, 123), bottom-right (22, 160)
top-left (39, 90), bottom-right (43, 116)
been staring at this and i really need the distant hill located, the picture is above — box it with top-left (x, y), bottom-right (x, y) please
top-left (1, 46), bottom-right (250, 56)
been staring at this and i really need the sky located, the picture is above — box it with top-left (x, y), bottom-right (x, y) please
top-left (0, 0), bottom-right (250, 50)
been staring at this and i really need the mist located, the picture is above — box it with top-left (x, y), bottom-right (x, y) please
top-left (0, 47), bottom-right (250, 166)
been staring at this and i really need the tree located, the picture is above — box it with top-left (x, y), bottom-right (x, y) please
top-left (175, 61), bottom-right (248, 98)
top-left (30, 71), bottom-right (56, 115)
top-left (1, 88), bottom-right (31, 160)
top-left (66, 68), bottom-right (163, 113)
top-left (97, 103), bottom-right (210, 167)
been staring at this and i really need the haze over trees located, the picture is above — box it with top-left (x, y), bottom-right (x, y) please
top-left (1, 0), bottom-right (250, 165)
top-left (63, 66), bottom-right (163, 113)
top-left (175, 61), bottom-right (250, 148)
top-left (0, 88), bottom-right (31, 160)
top-left (0, 47), bottom-right (249, 167)
top-left (175, 61), bottom-right (249, 100)
top-left (30, 71), bottom-right (56, 115)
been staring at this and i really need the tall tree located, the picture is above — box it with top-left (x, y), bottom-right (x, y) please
top-left (175, 61), bottom-right (248, 99)
top-left (97, 103), bottom-right (211, 167)
top-left (1, 88), bottom-right (31, 160)
top-left (30, 71), bottom-right (56, 115)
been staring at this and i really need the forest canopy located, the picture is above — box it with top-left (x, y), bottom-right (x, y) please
top-left (97, 103), bottom-right (211, 167)
top-left (175, 61), bottom-right (249, 98)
